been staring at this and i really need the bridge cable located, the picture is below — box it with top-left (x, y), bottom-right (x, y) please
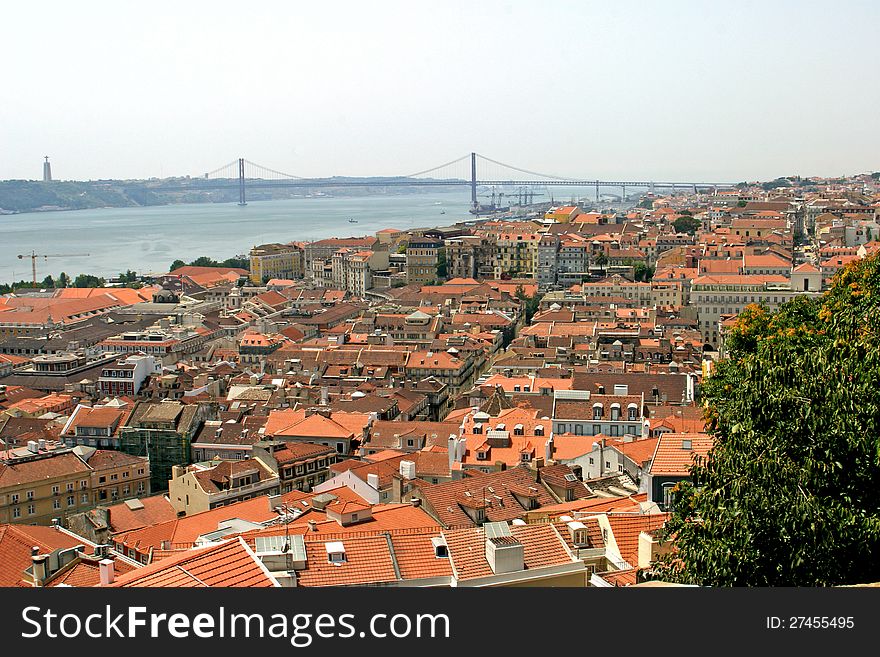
top-left (475, 153), bottom-right (580, 182)
top-left (401, 154), bottom-right (472, 179)
top-left (243, 159), bottom-right (306, 180)
top-left (203, 160), bottom-right (241, 178)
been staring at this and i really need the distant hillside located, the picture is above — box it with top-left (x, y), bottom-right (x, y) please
top-left (0, 178), bottom-right (464, 214)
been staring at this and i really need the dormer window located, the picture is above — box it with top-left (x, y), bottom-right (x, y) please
top-left (473, 423), bottom-right (483, 434)
top-left (325, 542), bottom-right (346, 563)
top-left (431, 537), bottom-right (448, 558)
top-left (477, 450), bottom-right (488, 461)
top-left (521, 452), bottom-right (531, 462)
top-left (628, 404), bottom-right (639, 421)
top-left (592, 404), bottom-right (603, 420)
top-left (534, 425), bottom-right (544, 437)
top-left (513, 424), bottom-right (524, 436)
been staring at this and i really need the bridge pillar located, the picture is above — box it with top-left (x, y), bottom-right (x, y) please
top-left (470, 152), bottom-right (478, 211)
top-left (238, 158), bottom-right (247, 206)
top-left (595, 181), bottom-right (599, 202)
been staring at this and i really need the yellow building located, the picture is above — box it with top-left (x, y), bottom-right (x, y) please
top-left (0, 446), bottom-right (150, 526)
top-left (544, 206), bottom-right (580, 223)
top-left (495, 232), bottom-right (540, 278)
top-left (249, 243), bottom-right (303, 284)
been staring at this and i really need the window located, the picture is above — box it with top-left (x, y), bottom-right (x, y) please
top-left (557, 424), bottom-right (566, 434)
top-left (137, 482), bottom-right (145, 493)
top-left (80, 479), bottom-right (88, 489)
top-left (67, 495), bottom-right (75, 506)
top-left (662, 483), bottom-right (676, 509)
top-left (589, 457), bottom-right (594, 465)
top-left (122, 471), bottom-right (129, 479)
top-left (110, 474), bottom-right (118, 481)
top-left (52, 485), bottom-right (60, 495)
top-left (592, 424), bottom-right (601, 435)
top-left (592, 406), bottom-right (602, 420)
top-left (99, 476), bottom-right (106, 484)
top-left (67, 483), bottom-right (74, 492)
top-left (81, 493), bottom-right (89, 504)
top-left (628, 406), bottom-right (638, 421)
top-left (53, 499), bottom-right (61, 510)
top-left (26, 491), bottom-right (34, 501)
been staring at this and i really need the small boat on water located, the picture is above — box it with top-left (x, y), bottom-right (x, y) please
top-left (348, 218), bottom-right (358, 223)
top-left (440, 210), bottom-right (446, 214)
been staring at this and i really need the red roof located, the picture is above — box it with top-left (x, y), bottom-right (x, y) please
top-left (107, 538), bottom-right (276, 587)
top-left (0, 524), bottom-right (85, 587)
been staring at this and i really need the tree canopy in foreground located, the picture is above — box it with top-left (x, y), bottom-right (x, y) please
top-left (653, 254), bottom-right (880, 586)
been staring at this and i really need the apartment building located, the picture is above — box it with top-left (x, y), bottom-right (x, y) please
top-left (406, 237), bottom-right (442, 285)
top-left (691, 270), bottom-right (822, 348)
top-left (0, 443), bottom-right (149, 525)
top-left (249, 243), bottom-right (303, 284)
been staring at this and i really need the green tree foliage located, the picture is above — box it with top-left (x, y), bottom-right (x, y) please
top-left (673, 215), bottom-right (701, 235)
top-left (117, 270), bottom-right (139, 284)
top-left (633, 262), bottom-right (655, 283)
top-left (595, 252), bottom-right (608, 267)
top-left (435, 248), bottom-right (448, 280)
top-left (515, 285), bottom-right (542, 324)
top-left (57, 272), bottom-right (70, 288)
top-left (637, 197), bottom-right (654, 209)
top-left (0, 280), bottom-right (35, 295)
top-left (40, 275), bottom-right (55, 288)
top-left (654, 256), bottom-right (880, 586)
top-left (72, 274), bottom-right (105, 288)
top-left (169, 256), bottom-right (248, 272)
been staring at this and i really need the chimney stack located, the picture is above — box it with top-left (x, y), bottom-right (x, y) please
top-left (99, 558), bottom-right (115, 586)
top-left (31, 551), bottom-right (49, 587)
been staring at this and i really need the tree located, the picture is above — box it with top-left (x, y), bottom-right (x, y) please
top-left (638, 198), bottom-right (654, 209)
top-left (673, 215), bottom-right (701, 235)
top-left (653, 256), bottom-right (880, 586)
top-left (737, 200), bottom-right (747, 207)
top-left (595, 252), bottom-right (608, 267)
top-left (435, 248), bottom-right (448, 280)
top-left (57, 272), bottom-right (70, 288)
top-left (633, 262), bottom-right (655, 283)
top-left (190, 256), bottom-right (218, 268)
top-left (73, 274), bottom-right (105, 288)
top-left (169, 259), bottom-right (186, 272)
top-left (40, 275), bottom-right (55, 288)
top-left (515, 285), bottom-right (542, 324)
top-left (118, 270), bottom-right (139, 284)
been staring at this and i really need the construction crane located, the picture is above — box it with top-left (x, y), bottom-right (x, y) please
top-left (16, 251), bottom-right (91, 287)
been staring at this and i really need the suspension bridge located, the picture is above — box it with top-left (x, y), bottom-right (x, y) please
top-left (151, 153), bottom-right (735, 209)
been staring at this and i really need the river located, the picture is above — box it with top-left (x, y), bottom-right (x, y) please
top-left (0, 186), bottom-right (627, 284)
top-left (0, 191), bottom-right (477, 283)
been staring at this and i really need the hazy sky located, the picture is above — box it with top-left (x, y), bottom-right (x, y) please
top-left (2, 0), bottom-right (878, 183)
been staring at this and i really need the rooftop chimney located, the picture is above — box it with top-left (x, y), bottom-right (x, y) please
top-left (31, 552), bottom-right (49, 587)
top-left (99, 558), bottom-right (115, 586)
top-left (485, 535), bottom-right (524, 575)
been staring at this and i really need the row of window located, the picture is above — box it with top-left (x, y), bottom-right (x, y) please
top-left (9, 483), bottom-right (146, 517)
top-left (556, 424), bottom-right (641, 437)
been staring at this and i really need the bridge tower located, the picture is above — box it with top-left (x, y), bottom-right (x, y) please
top-left (470, 152), bottom-right (477, 211)
top-left (238, 158), bottom-right (246, 206)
